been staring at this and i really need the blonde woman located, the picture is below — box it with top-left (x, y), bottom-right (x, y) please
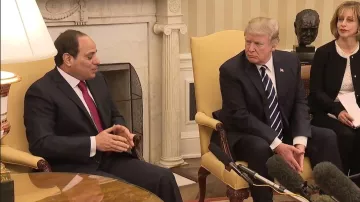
top-left (309, 1), bottom-right (360, 186)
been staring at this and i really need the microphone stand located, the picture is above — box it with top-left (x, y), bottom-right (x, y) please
top-left (235, 164), bottom-right (310, 202)
top-left (349, 173), bottom-right (360, 180)
top-left (227, 162), bottom-right (254, 186)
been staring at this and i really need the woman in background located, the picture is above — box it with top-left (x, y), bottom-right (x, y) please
top-left (309, 1), bottom-right (360, 186)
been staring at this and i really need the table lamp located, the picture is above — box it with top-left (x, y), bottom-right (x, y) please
top-left (1, 0), bottom-right (57, 200)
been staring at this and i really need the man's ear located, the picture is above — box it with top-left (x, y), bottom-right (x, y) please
top-left (271, 42), bottom-right (277, 51)
top-left (63, 53), bottom-right (73, 67)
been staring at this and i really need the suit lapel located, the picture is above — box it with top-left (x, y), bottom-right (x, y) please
top-left (272, 52), bottom-right (291, 127)
top-left (243, 58), bottom-right (271, 121)
top-left (272, 52), bottom-right (288, 104)
top-left (244, 61), bottom-right (266, 99)
top-left (51, 68), bottom-right (98, 131)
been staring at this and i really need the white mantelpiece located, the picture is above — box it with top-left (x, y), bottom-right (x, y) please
top-left (36, 0), bottom-right (187, 165)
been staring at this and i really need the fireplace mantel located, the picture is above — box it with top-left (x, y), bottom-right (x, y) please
top-left (37, 0), bottom-right (187, 167)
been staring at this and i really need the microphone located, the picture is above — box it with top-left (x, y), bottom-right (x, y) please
top-left (266, 154), bottom-right (314, 200)
top-left (313, 162), bottom-right (360, 202)
top-left (208, 143), bottom-right (309, 202)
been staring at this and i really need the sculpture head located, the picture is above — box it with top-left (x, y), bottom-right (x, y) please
top-left (294, 9), bottom-right (320, 46)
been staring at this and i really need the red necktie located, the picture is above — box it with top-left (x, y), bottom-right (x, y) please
top-left (78, 81), bottom-right (104, 132)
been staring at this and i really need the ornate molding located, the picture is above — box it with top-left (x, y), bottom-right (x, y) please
top-left (37, 0), bottom-right (88, 25)
top-left (168, 0), bottom-right (181, 13)
top-left (153, 23), bottom-right (187, 36)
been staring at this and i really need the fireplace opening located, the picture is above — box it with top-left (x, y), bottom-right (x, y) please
top-left (99, 63), bottom-right (143, 154)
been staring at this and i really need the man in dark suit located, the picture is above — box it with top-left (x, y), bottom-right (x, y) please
top-left (212, 17), bottom-right (343, 202)
top-left (24, 29), bottom-right (182, 202)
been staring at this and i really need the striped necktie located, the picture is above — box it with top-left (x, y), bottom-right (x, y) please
top-left (260, 65), bottom-right (283, 140)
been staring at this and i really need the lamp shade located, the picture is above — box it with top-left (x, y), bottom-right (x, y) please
top-left (1, 0), bottom-right (57, 64)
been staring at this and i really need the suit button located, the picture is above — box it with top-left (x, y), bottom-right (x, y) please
top-left (354, 75), bottom-right (357, 78)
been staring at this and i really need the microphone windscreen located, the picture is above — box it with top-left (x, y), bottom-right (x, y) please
top-left (313, 162), bottom-right (360, 202)
top-left (311, 195), bottom-right (336, 202)
top-left (266, 154), bottom-right (307, 197)
top-left (208, 143), bottom-right (231, 165)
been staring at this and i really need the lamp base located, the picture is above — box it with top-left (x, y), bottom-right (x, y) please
top-left (0, 163), bottom-right (14, 202)
top-left (1, 71), bottom-right (21, 139)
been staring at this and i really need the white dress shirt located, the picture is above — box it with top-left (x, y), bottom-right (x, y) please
top-left (57, 67), bottom-right (97, 157)
top-left (255, 55), bottom-right (308, 150)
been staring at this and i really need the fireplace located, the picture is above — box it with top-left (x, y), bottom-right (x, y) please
top-left (99, 63), bottom-right (143, 155)
top-left (46, 22), bottom-right (151, 161)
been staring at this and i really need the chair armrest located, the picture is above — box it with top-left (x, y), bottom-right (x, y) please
top-left (132, 134), bottom-right (144, 161)
top-left (195, 112), bottom-right (222, 130)
top-left (195, 112), bottom-right (234, 162)
top-left (0, 145), bottom-right (51, 172)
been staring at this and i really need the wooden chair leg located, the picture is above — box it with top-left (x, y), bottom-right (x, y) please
top-left (226, 186), bottom-right (249, 202)
top-left (198, 166), bottom-right (210, 202)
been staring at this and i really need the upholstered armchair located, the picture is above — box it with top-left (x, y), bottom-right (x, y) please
top-left (1, 58), bottom-right (54, 173)
top-left (190, 30), bottom-right (313, 202)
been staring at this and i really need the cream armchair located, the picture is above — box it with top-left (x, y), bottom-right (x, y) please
top-left (190, 30), bottom-right (313, 202)
top-left (1, 58), bottom-right (54, 172)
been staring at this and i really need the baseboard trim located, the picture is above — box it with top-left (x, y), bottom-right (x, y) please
top-left (182, 153), bottom-right (201, 159)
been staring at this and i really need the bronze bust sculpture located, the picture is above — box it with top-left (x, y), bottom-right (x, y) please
top-left (293, 9), bottom-right (320, 64)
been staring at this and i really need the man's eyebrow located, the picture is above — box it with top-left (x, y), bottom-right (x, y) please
top-left (86, 50), bottom-right (97, 55)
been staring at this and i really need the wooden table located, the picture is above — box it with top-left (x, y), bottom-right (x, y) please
top-left (10, 172), bottom-right (163, 202)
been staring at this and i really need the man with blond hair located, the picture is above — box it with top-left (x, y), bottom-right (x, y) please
top-left (212, 17), bottom-right (342, 201)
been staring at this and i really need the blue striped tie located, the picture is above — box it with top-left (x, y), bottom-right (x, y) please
top-left (260, 66), bottom-right (283, 140)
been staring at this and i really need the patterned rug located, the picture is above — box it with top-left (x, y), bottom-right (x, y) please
top-left (185, 195), bottom-right (299, 202)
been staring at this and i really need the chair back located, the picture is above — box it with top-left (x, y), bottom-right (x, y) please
top-left (301, 65), bottom-right (311, 97)
top-left (1, 58), bottom-right (54, 153)
top-left (190, 30), bottom-right (245, 155)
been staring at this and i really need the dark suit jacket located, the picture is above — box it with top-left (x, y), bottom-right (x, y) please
top-left (309, 40), bottom-right (360, 117)
top-left (212, 50), bottom-right (311, 150)
top-left (24, 68), bottom-right (126, 172)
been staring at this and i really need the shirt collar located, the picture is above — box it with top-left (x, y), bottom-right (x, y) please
top-left (57, 67), bottom-right (81, 88)
top-left (335, 41), bottom-right (359, 58)
top-left (255, 54), bottom-right (274, 72)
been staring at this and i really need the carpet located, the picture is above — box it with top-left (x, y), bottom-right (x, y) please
top-left (184, 195), bottom-right (299, 202)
